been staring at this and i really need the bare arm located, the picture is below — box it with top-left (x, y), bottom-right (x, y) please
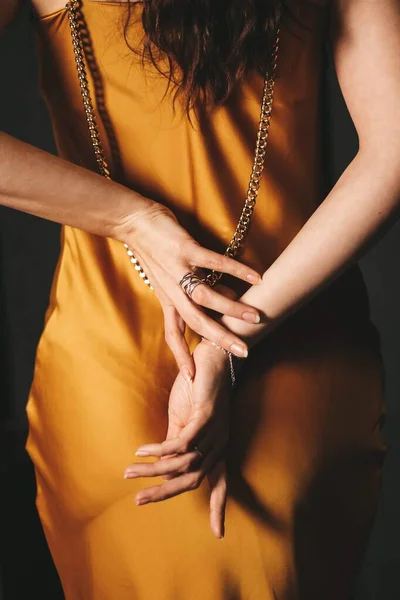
top-left (0, 4), bottom-right (158, 239)
top-left (217, 0), bottom-right (400, 348)
top-left (0, 132), bottom-right (154, 238)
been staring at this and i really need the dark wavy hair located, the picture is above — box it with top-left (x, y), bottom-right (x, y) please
top-left (123, 0), bottom-right (308, 115)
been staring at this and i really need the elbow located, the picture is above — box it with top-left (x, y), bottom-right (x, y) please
top-left (357, 139), bottom-right (400, 186)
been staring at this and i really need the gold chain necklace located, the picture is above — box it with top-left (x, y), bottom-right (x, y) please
top-left (66, 0), bottom-right (281, 290)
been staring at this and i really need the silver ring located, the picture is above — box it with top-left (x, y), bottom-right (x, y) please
top-left (193, 445), bottom-right (205, 459)
top-left (178, 271), bottom-right (206, 299)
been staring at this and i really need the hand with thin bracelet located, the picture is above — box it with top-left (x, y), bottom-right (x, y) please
top-left (124, 335), bottom-right (233, 539)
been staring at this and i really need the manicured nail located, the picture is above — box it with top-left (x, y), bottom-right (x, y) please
top-left (124, 471), bottom-right (137, 479)
top-left (242, 311), bottom-right (260, 324)
top-left (230, 343), bottom-right (248, 358)
top-left (181, 365), bottom-right (193, 383)
top-left (246, 273), bottom-right (262, 284)
top-left (136, 497), bottom-right (147, 505)
top-left (135, 450), bottom-right (150, 456)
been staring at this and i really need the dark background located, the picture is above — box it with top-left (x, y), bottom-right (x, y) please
top-left (0, 5), bottom-right (399, 599)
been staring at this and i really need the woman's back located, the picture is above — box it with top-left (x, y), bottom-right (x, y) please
top-left (24, 1), bottom-right (388, 598)
top-left (36, 0), bottom-right (327, 273)
top-left (33, 0), bottom-right (372, 335)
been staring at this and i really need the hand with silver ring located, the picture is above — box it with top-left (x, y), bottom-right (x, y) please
top-left (178, 271), bottom-right (207, 299)
top-left (118, 202), bottom-right (262, 383)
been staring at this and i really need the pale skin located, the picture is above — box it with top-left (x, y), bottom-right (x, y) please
top-left (2, 0), bottom-right (400, 539)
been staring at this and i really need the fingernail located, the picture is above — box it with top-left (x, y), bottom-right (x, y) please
top-left (136, 497), bottom-right (148, 505)
top-left (242, 311), bottom-right (260, 324)
top-left (135, 450), bottom-right (150, 457)
top-left (246, 273), bottom-right (262, 284)
top-left (124, 471), bottom-right (138, 479)
top-left (181, 365), bottom-right (193, 383)
top-left (230, 343), bottom-right (248, 358)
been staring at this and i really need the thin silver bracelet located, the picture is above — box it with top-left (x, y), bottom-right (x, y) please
top-left (200, 337), bottom-right (242, 387)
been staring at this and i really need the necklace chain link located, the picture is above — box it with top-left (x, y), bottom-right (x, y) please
top-left (66, 0), bottom-right (280, 291)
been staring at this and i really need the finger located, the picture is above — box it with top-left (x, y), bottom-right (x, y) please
top-left (195, 311), bottom-right (249, 358)
top-left (208, 461), bottom-right (228, 539)
top-left (135, 415), bottom-right (209, 458)
top-left (134, 440), bottom-right (226, 505)
top-left (191, 440), bottom-right (228, 537)
top-left (155, 428), bottom-right (221, 480)
top-left (135, 470), bottom-right (204, 505)
top-left (191, 248), bottom-right (262, 285)
top-left (158, 416), bottom-right (183, 478)
top-left (190, 283), bottom-right (260, 324)
top-left (141, 266), bottom-right (195, 380)
top-left (193, 437), bottom-right (225, 477)
top-left (178, 298), bottom-right (249, 358)
top-left (159, 421), bottom-right (183, 480)
top-left (213, 284), bottom-right (238, 301)
top-left (160, 417), bottom-right (182, 460)
top-left (160, 470), bottom-right (180, 481)
top-left (162, 303), bottom-right (195, 381)
top-left (124, 450), bottom-right (201, 479)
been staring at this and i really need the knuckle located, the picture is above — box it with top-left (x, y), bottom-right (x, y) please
top-left (158, 489), bottom-right (167, 502)
top-left (188, 473), bottom-right (202, 490)
top-left (208, 256), bottom-right (222, 271)
top-left (224, 257), bottom-right (239, 274)
top-left (179, 440), bottom-right (191, 454)
top-left (181, 457), bottom-right (194, 473)
top-left (192, 285), bottom-right (208, 304)
top-left (182, 238), bottom-right (197, 256)
top-left (161, 442), bottom-right (172, 456)
top-left (215, 333), bottom-right (227, 348)
top-left (188, 311), bottom-right (204, 333)
top-left (225, 300), bottom-right (237, 316)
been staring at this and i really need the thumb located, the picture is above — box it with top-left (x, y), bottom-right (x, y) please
top-left (161, 302), bottom-right (195, 382)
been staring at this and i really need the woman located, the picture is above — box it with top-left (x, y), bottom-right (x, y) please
top-left (1, 0), bottom-right (398, 597)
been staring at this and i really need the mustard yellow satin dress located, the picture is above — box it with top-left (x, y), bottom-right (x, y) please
top-left (26, 2), bottom-right (387, 598)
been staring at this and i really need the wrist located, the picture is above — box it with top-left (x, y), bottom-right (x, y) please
top-left (108, 191), bottom-right (158, 243)
top-left (218, 313), bottom-right (268, 351)
top-left (198, 337), bottom-right (231, 368)
top-left (198, 337), bottom-right (246, 388)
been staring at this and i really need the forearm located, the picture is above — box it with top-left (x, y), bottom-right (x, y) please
top-left (0, 132), bottom-right (153, 239)
top-left (220, 148), bottom-right (400, 348)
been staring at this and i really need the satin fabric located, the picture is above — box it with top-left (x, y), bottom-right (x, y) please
top-left (26, 2), bottom-right (387, 598)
